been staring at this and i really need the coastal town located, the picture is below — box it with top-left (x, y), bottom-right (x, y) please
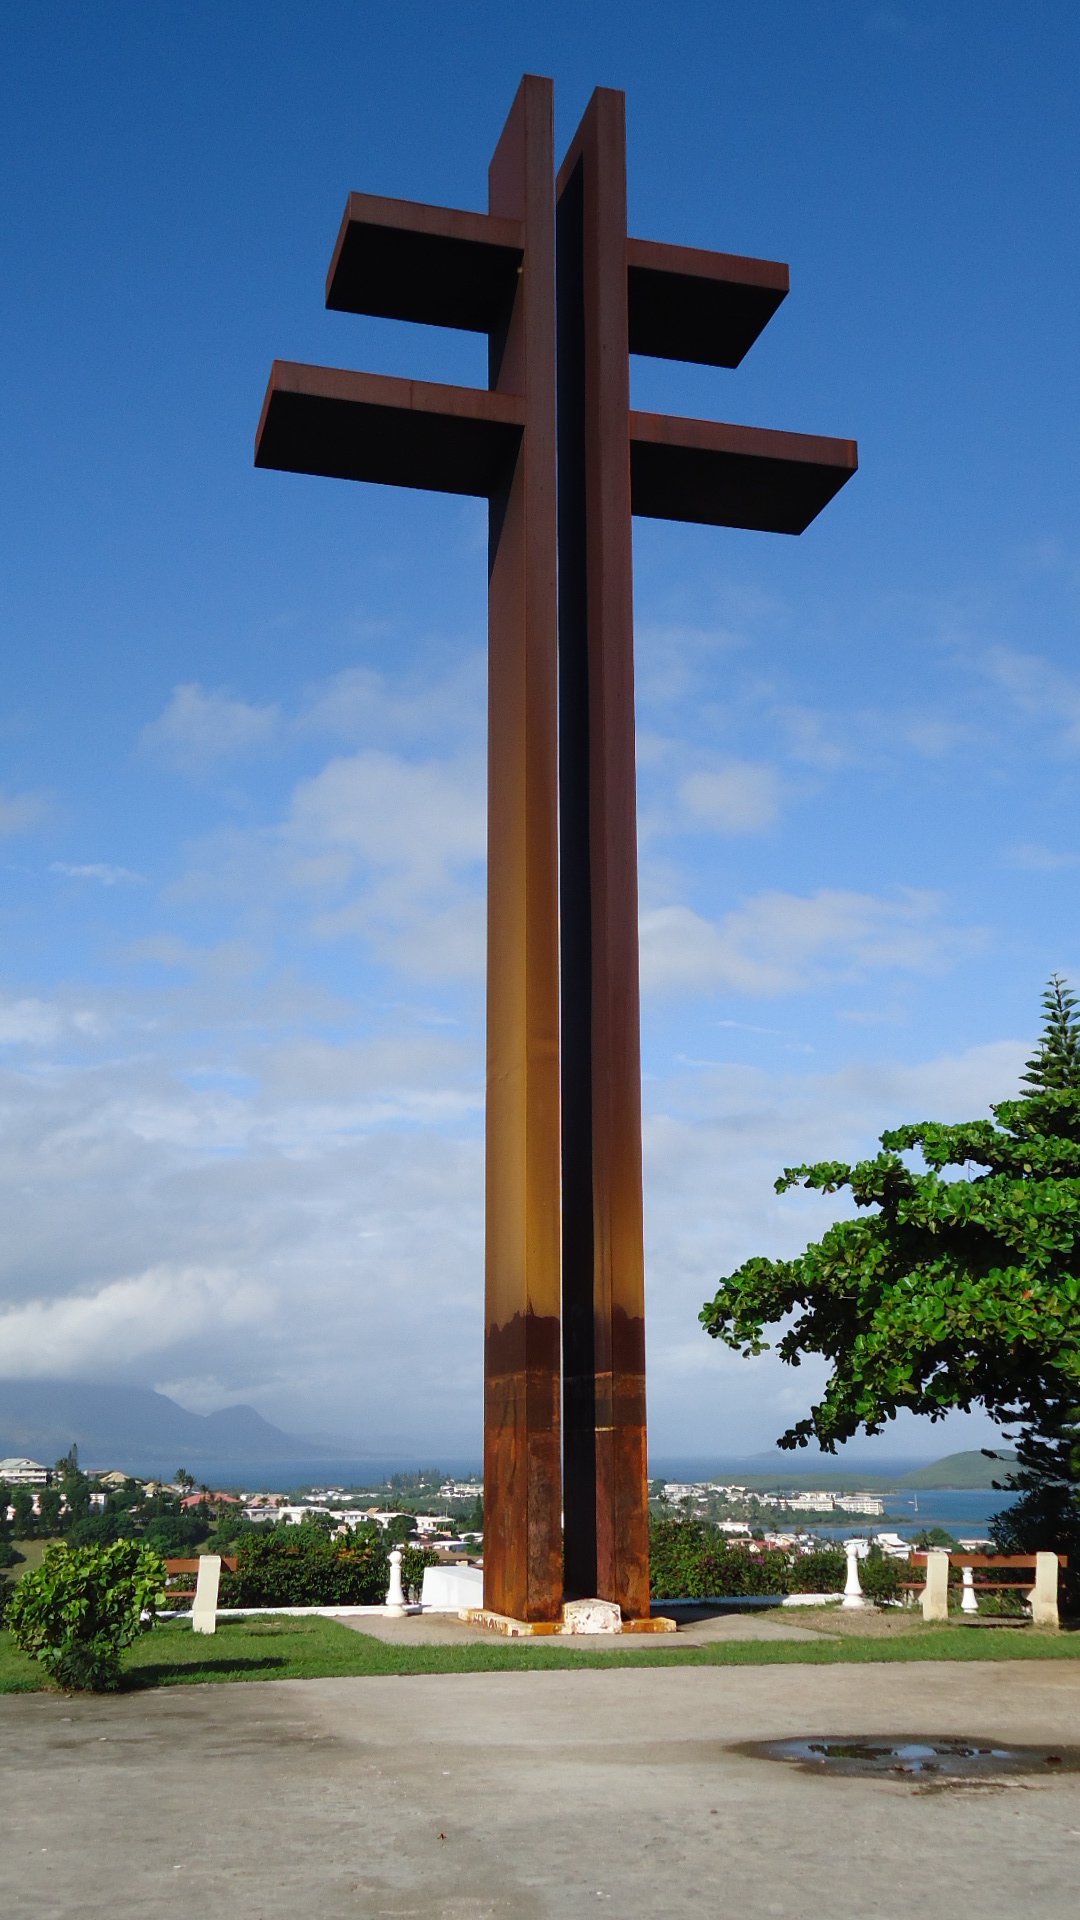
top-left (0, 1458), bottom-right (992, 1562)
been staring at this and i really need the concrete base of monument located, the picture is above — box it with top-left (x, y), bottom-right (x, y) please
top-left (460, 1598), bottom-right (679, 1637)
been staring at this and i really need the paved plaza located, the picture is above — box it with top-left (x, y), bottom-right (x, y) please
top-left (3, 1657), bottom-right (1079, 1918)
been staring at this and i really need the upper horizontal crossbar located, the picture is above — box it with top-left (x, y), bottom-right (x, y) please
top-left (255, 361), bottom-right (524, 497)
top-left (324, 191), bottom-right (788, 368)
top-left (630, 410), bottom-right (857, 533)
top-left (326, 193), bottom-right (524, 333)
top-left (627, 237), bottom-right (788, 367)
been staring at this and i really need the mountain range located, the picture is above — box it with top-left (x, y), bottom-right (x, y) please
top-left (0, 1379), bottom-right (322, 1475)
top-left (0, 1381), bottom-right (1016, 1490)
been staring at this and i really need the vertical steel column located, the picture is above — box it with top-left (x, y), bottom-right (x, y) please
top-left (556, 88), bottom-right (650, 1618)
top-left (482, 74), bottom-right (563, 1622)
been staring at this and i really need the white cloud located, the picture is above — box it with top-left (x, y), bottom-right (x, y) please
top-left (298, 657), bottom-right (485, 750)
top-left (639, 888), bottom-right (981, 998)
top-left (286, 748), bottom-right (487, 972)
top-left (50, 862), bottom-right (145, 886)
top-left (0, 1267), bottom-right (266, 1378)
top-left (634, 620), bottom-right (753, 707)
top-left (123, 935), bottom-right (260, 977)
top-left (174, 746), bottom-right (488, 980)
top-left (0, 788), bottom-right (48, 836)
top-left (679, 761), bottom-right (779, 835)
top-left (286, 749), bottom-right (485, 875)
top-left (0, 1019), bottom-right (487, 1449)
top-left (0, 996), bottom-right (63, 1045)
top-left (983, 646), bottom-right (1080, 749)
top-left (141, 683), bottom-right (279, 770)
top-left (1003, 843), bottom-right (1079, 872)
top-left (0, 971), bottom-right (1026, 1457)
top-left (774, 705), bottom-right (851, 770)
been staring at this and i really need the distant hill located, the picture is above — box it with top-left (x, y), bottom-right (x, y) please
top-left (650, 1448), bottom-right (1020, 1493)
top-left (0, 1379), bottom-right (320, 1475)
top-left (895, 1450), bottom-right (1017, 1490)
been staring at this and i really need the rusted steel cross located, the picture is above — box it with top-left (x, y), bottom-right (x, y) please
top-left (255, 75), bottom-right (856, 1625)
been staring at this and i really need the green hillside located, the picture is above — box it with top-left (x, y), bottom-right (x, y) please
top-left (697, 1449), bottom-right (1018, 1494)
top-left (895, 1450), bottom-right (1016, 1491)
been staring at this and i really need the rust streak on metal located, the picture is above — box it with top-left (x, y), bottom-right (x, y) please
top-left (557, 88), bottom-right (650, 1620)
top-left (483, 73), bottom-right (562, 1623)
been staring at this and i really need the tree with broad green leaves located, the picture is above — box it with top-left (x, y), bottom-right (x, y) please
top-left (700, 977), bottom-right (1080, 1582)
top-left (7, 1539), bottom-right (166, 1691)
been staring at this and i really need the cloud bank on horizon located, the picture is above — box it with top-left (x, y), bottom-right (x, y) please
top-left (2, 4), bottom-right (1078, 1459)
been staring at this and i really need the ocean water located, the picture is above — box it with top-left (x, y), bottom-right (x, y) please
top-left (812, 1488), bottom-right (1019, 1541)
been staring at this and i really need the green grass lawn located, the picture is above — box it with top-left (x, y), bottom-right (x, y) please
top-left (3, 1538), bottom-right (62, 1581)
top-left (1, 1614), bottom-right (1079, 1694)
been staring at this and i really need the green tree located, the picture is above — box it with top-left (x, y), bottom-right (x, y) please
top-left (0, 1482), bottom-right (21, 1572)
top-left (384, 1512), bottom-right (418, 1546)
top-left (700, 978), bottom-right (1080, 1573)
top-left (220, 1519), bottom-right (389, 1607)
top-left (142, 1511), bottom-right (210, 1554)
top-left (7, 1540), bottom-right (165, 1691)
top-left (37, 1486), bottom-right (63, 1536)
top-left (11, 1488), bottom-right (37, 1538)
top-left (1021, 974), bottom-right (1080, 1089)
top-left (206, 1503), bottom-right (256, 1553)
top-left (912, 1526), bottom-right (959, 1552)
top-left (65, 1511), bottom-right (123, 1548)
top-left (400, 1542), bottom-right (439, 1602)
top-left (54, 1449), bottom-right (91, 1530)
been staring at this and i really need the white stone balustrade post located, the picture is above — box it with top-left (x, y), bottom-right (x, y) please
top-left (384, 1545), bottom-right (407, 1617)
top-left (1030, 1551), bottom-right (1060, 1628)
top-left (192, 1554), bottom-right (221, 1636)
top-left (842, 1539), bottom-right (867, 1609)
top-left (920, 1549), bottom-right (949, 1622)
top-left (960, 1564), bottom-right (978, 1614)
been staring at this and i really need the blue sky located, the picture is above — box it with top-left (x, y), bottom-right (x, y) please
top-left (2, 2), bottom-right (1079, 1460)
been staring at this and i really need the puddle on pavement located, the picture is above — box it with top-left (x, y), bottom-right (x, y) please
top-left (739, 1737), bottom-right (1080, 1780)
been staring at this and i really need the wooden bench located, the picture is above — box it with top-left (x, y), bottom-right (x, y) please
top-left (899, 1550), bottom-right (1067, 1625)
top-left (163, 1556), bottom-right (236, 1633)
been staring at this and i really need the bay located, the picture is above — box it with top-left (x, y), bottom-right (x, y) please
top-left (812, 1487), bottom-right (1018, 1541)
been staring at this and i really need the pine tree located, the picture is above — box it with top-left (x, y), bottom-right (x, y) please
top-left (1021, 973), bottom-right (1080, 1090)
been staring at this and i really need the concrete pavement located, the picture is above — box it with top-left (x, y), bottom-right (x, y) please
top-left (333, 1606), bottom-right (835, 1645)
top-left (2, 1659), bottom-right (1079, 1918)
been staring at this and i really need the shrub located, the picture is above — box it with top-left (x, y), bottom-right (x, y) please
top-left (219, 1519), bottom-right (390, 1607)
top-left (400, 1543), bottom-right (439, 1603)
top-left (788, 1547), bottom-right (846, 1593)
top-left (7, 1540), bottom-right (166, 1691)
top-left (649, 1518), bottom-right (788, 1600)
top-left (857, 1549), bottom-right (902, 1603)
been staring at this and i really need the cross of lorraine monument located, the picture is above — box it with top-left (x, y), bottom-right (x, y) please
top-left (255, 75), bottom-right (857, 1629)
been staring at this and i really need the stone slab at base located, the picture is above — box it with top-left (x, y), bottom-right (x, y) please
top-left (461, 1600), bottom-right (678, 1637)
